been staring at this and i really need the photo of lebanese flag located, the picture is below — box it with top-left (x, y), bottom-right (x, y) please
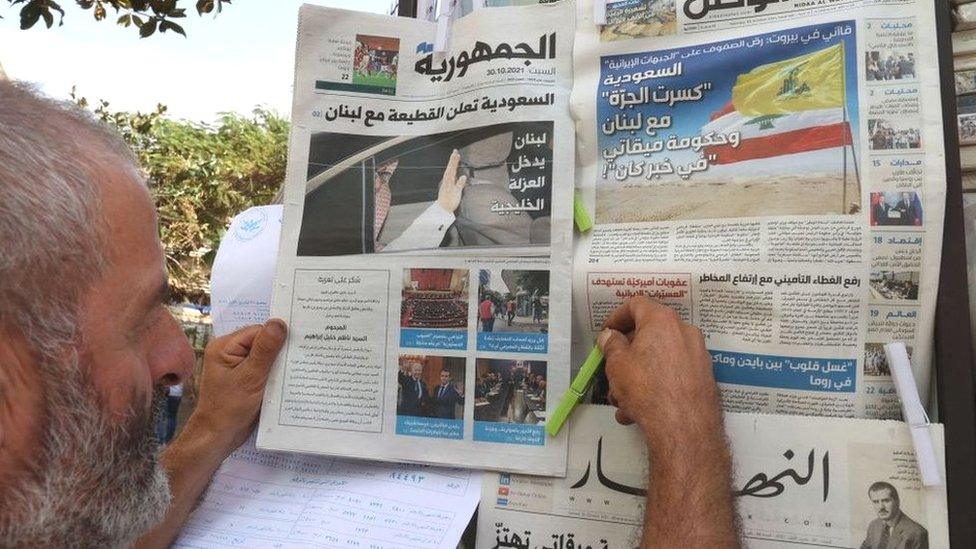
top-left (702, 101), bottom-right (853, 165)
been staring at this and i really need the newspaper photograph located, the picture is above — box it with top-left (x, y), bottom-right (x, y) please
top-left (476, 405), bottom-right (949, 549)
top-left (571, 0), bottom-right (946, 420)
top-left (257, 2), bottom-right (576, 476)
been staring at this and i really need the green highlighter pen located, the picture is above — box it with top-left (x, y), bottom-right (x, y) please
top-left (545, 344), bottom-right (604, 437)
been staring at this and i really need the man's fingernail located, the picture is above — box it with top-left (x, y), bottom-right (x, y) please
top-left (596, 328), bottom-right (612, 349)
top-left (265, 319), bottom-right (287, 339)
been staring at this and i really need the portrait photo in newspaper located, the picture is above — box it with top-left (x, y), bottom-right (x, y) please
top-left (849, 443), bottom-right (932, 549)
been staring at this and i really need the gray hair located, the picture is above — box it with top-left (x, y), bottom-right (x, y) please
top-left (0, 80), bottom-right (139, 359)
top-left (0, 81), bottom-right (170, 546)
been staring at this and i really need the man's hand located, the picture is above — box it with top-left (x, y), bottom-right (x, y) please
top-left (596, 296), bottom-right (721, 443)
top-left (189, 318), bottom-right (287, 455)
top-left (596, 297), bottom-right (740, 549)
top-left (436, 149), bottom-right (468, 213)
top-left (136, 319), bottom-right (287, 549)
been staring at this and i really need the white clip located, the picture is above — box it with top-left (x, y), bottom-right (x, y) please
top-left (434, 0), bottom-right (456, 53)
top-left (593, 0), bottom-right (608, 26)
top-left (884, 342), bottom-right (942, 487)
top-left (434, 15), bottom-right (452, 53)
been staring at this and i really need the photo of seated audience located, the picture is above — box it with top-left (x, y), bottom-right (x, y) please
top-left (396, 355), bottom-right (466, 420)
top-left (863, 343), bottom-right (913, 377)
top-left (477, 269), bottom-right (549, 334)
top-left (869, 191), bottom-right (923, 227)
top-left (868, 119), bottom-right (921, 151)
top-left (865, 49), bottom-right (916, 81)
top-left (401, 269), bottom-right (469, 330)
top-left (474, 359), bottom-right (547, 425)
top-left (869, 271), bottom-right (920, 302)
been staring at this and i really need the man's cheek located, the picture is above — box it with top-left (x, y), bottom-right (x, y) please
top-left (97, 372), bottom-right (151, 425)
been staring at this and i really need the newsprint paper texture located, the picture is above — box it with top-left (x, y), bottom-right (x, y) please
top-left (174, 206), bottom-right (482, 549)
top-left (477, 405), bottom-right (949, 549)
top-left (571, 0), bottom-right (946, 421)
top-left (257, 2), bottom-right (576, 476)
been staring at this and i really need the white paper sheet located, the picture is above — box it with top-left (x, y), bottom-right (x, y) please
top-left (173, 436), bottom-right (482, 549)
top-left (174, 206), bottom-right (482, 548)
top-left (209, 205), bottom-right (283, 336)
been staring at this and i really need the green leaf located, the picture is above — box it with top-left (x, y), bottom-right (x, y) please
top-left (40, 6), bottom-right (53, 27)
top-left (19, 3), bottom-right (42, 29)
top-left (117, 13), bottom-right (131, 26)
top-left (138, 18), bottom-right (157, 37)
top-left (159, 19), bottom-right (185, 36)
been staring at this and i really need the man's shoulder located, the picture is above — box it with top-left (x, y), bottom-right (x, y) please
top-left (898, 514), bottom-right (927, 537)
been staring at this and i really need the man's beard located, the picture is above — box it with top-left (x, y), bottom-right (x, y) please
top-left (0, 354), bottom-right (172, 547)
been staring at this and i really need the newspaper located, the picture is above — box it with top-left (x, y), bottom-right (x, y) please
top-left (571, 0), bottom-right (946, 420)
top-left (476, 405), bottom-right (949, 548)
top-left (177, 215), bottom-right (482, 549)
top-left (257, 2), bottom-right (576, 476)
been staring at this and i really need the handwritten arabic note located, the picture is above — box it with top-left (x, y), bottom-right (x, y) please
top-left (174, 207), bottom-right (482, 548)
top-left (173, 437), bottom-right (482, 549)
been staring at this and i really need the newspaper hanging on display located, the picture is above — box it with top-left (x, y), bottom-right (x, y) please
top-left (257, 2), bottom-right (576, 476)
top-left (477, 405), bottom-right (950, 549)
top-left (571, 0), bottom-right (945, 420)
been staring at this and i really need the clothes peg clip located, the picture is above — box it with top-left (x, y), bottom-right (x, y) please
top-left (883, 342), bottom-right (942, 487)
top-left (574, 191), bottom-right (593, 233)
top-left (434, 0), bottom-right (456, 53)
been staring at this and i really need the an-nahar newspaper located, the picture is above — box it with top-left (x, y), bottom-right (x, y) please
top-left (572, 0), bottom-right (945, 420)
top-left (477, 405), bottom-right (950, 548)
top-left (257, 2), bottom-right (576, 476)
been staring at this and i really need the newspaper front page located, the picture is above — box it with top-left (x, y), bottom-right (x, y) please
top-left (476, 405), bottom-right (949, 549)
top-left (257, 2), bottom-right (576, 476)
top-left (572, 0), bottom-right (946, 419)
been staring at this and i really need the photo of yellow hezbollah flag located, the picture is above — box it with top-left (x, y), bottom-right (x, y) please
top-left (732, 43), bottom-right (844, 116)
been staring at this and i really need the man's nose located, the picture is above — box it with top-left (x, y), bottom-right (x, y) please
top-left (148, 311), bottom-right (196, 387)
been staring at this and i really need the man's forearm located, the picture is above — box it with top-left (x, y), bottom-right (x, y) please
top-left (134, 417), bottom-right (232, 548)
top-left (642, 414), bottom-right (740, 549)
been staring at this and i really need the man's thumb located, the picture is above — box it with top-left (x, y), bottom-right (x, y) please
top-left (244, 319), bottom-right (287, 371)
top-left (596, 328), bottom-right (628, 358)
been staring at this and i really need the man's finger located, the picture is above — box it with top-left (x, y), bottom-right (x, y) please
top-left (603, 296), bottom-right (658, 334)
top-left (456, 174), bottom-right (468, 189)
top-left (605, 296), bottom-right (681, 341)
top-left (597, 328), bottom-right (629, 361)
top-left (210, 325), bottom-right (262, 365)
top-left (238, 319), bottom-right (287, 378)
top-left (444, 149), bottom-right (460, 176)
